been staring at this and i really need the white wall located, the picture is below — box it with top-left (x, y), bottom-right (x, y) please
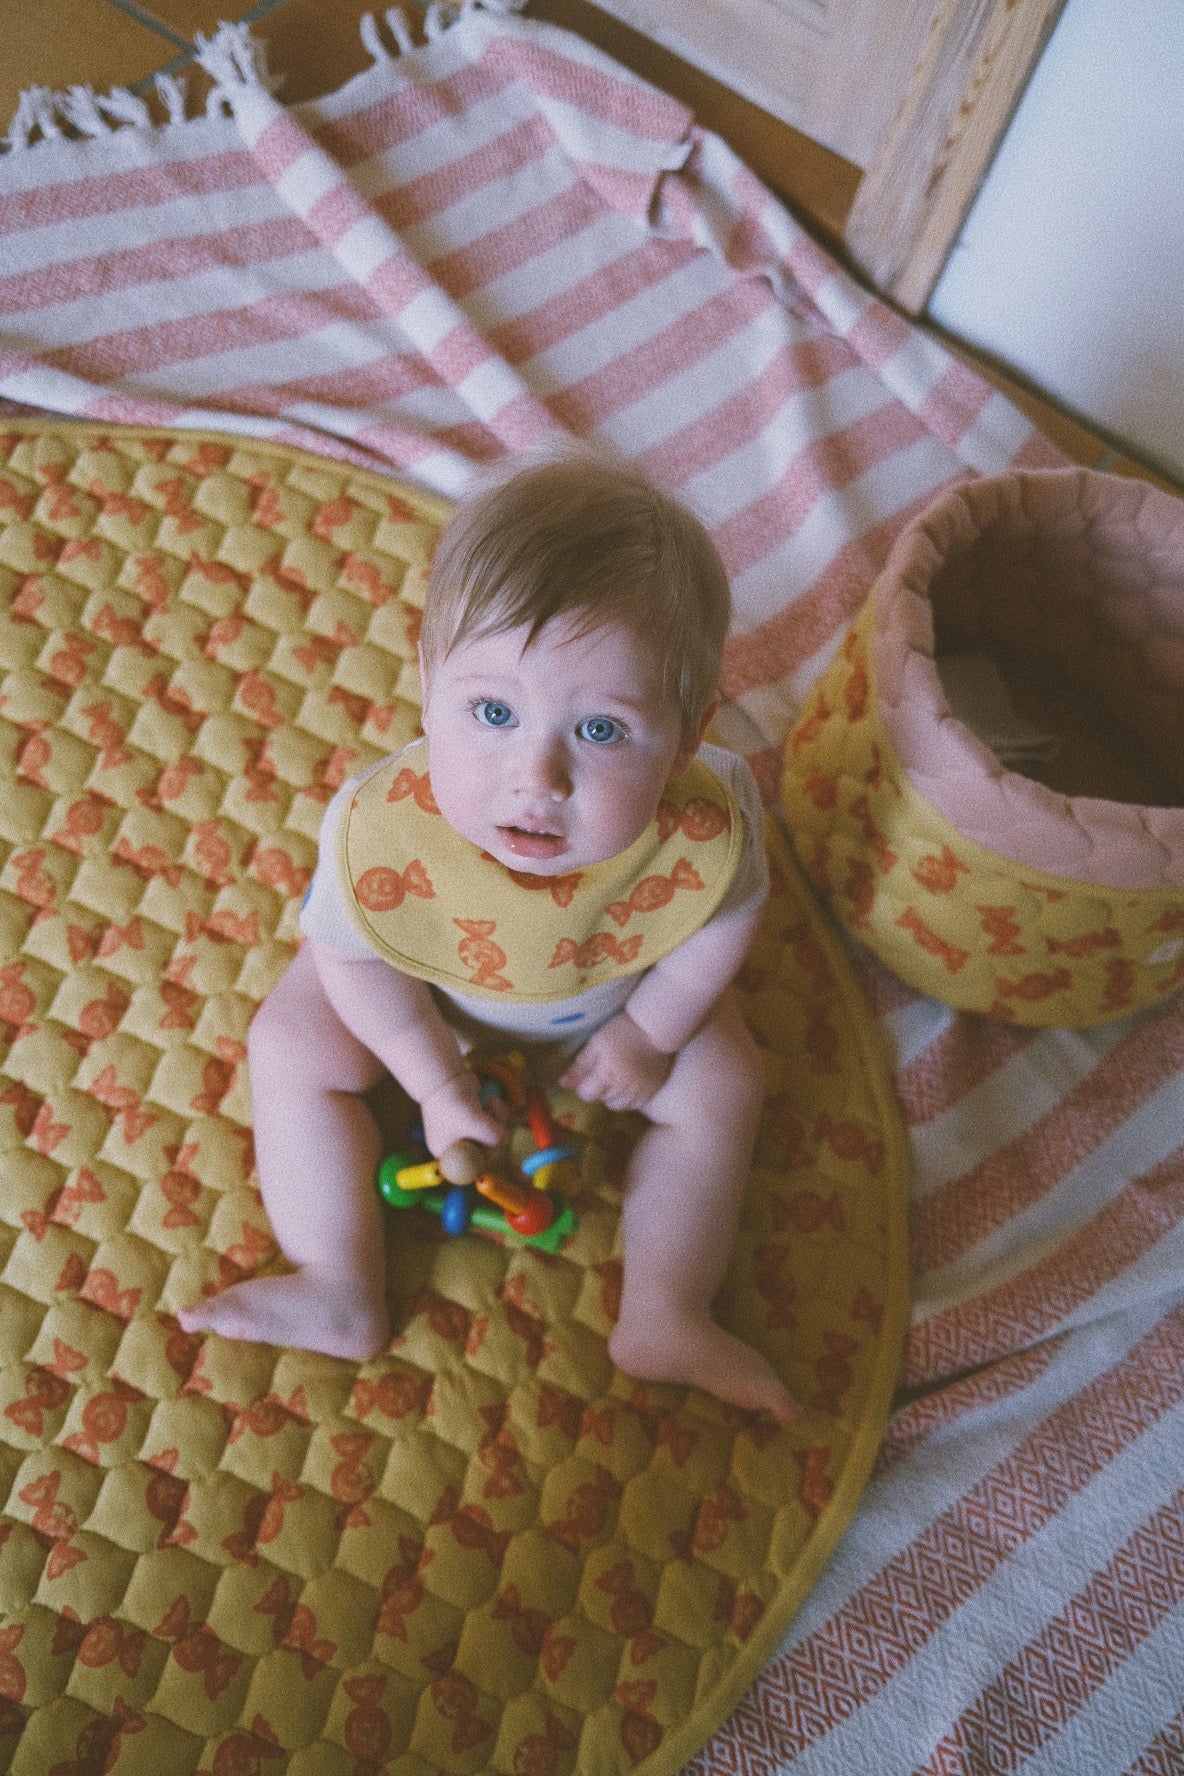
top-left (928, 0), bottom-right (1184, 483)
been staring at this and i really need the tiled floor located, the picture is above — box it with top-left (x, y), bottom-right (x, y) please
top-left (0, 0), bottom-right (1166, 484)
top-left (1, 0), bottom-right (382, 122)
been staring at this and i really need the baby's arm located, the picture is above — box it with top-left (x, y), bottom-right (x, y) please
top-left (310, 942), bottom-right (503, 1156)
top-left (560, 908), bottom-right (761, 1111)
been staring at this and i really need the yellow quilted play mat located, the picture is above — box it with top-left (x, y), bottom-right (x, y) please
top-left (0, 421), bottom-right (908, 1775)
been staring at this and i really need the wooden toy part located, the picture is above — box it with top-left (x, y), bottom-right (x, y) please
top-left (377, 1154), bottom-right (423, 1206)
top-left (525, 1159), bottom-right (578, 1195)
top-left (520, 1143), bottom-right (579, 1180)
top-left (394, 1159), bottom-right (444, 1191)
top-left (479, 1054), bottom-right (527, 1111)
top-left (525, 1086), bottom-right (557, 1151)
top-left (507, 1194), bottom-right (557, 1237)
top-left (439, 1139), bottom-right (486, 1186)
top-left (474, 1171), bottom-right (534, 1217)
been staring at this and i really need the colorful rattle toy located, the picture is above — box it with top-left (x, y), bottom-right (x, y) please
top-left (377, 1055), bottom-right (580, 1254)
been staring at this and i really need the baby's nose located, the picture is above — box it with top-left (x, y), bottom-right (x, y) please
top-left (517, 736), bottom-right (571, 799)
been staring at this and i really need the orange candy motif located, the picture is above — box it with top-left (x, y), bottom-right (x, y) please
top-left (354, 858), bottom-right (434, 913)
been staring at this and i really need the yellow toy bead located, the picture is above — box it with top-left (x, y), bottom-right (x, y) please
top-left (395, 1159), bottom-right (444, 1191)
top-left (531, 1159), bottom-right (579, 1194)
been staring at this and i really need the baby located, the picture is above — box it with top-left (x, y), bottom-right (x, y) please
top-left (180, 450), bottom-right (800, 1424)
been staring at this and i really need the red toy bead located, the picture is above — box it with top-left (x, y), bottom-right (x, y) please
top-left (506, 1194), bottom-right (556, 1237)
top-left (525, 1086), bottom-right (556, 1151)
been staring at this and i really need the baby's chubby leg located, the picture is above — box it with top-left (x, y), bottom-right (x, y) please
top-left (178, 945), bottom-right (393, 1359)
top-left (609, 995), bottom-right (802, 1425)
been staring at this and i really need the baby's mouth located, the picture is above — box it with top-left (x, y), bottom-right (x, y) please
top-left (497, 824), bottom-right (567, 861)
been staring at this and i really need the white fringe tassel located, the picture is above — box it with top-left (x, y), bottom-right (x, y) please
top-left (2, 0), bottom-right (528, 151)
top-left (154, 74), bottom-right (191, 128)
top-left (360, 7), bottom-right (417, 63)
top-left (4, 74), bottom-right (181, 151)
top-left (193, 20), bottom-right (281, 112)
top-left (365, 0), bottom-right (527, 61)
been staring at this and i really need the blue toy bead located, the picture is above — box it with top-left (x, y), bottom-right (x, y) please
top-left (441, 1186), bottom-right (473, 1236)
top-left (520, 1144), bottom-right (579, 1178)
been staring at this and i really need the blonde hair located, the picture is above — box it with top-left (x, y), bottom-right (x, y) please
top-left (421, 449), bottom-right (731, 735)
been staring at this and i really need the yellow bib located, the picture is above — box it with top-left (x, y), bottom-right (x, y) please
top-left (337, 739), bottom-right (743, 1000)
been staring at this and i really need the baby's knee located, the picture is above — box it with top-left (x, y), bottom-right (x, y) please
top-left (708, 1003), bottom-right (764, 1116)
top-left (247, 968), bottom-right (328, 1080)
top-left (248, 956), bottom-right (383, 1094)
top-left (730, 1036), bottom-right (765, 1124)
top-left (669, 999), bottom-right (761, 1120)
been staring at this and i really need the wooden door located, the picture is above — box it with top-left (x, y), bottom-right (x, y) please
top-left (565, 0), bottom-right (1068, 311)
top-left (578, 0), bottom-right (941, 169)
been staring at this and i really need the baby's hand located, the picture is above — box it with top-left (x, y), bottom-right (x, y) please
top-left (560, 1013), bottom-right (674, 1113)
top-left (419, 1067), bottom-right (504, 1162)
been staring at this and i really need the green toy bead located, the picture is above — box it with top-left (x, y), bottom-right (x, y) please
top-left (377, 1154), bottom-right (421, 1207)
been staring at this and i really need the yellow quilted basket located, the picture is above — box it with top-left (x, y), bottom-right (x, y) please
top-left (783, 469), bottom-right (1184, 1026)
top-left (0, 419), bottom-right (908, 1773)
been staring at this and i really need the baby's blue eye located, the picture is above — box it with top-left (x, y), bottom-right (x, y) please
top-left (577, 716), bottom-right (624, 745)
top-left (474, 700), bottom-right (516, 728)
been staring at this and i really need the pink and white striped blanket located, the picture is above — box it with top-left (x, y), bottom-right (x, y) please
top-left (3, 3), bottom-right (1183, 1768)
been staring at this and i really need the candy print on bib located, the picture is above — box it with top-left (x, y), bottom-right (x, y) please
top-left (338, 740), bottom-right (743, 999)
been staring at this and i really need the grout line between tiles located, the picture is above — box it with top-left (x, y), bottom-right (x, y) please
top-left (102, 0), bottom-right (194, 50)
top-left (118, 0), bottom-right (304, 93)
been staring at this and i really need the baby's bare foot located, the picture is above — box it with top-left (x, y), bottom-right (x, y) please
top-left (609, 1313), bottom-right (802, 1425)
top-left (178, 1269), bottom-right (389, 1361)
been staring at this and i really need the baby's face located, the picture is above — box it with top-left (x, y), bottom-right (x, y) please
top-left (419, 615), bottom-right (698, 874)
